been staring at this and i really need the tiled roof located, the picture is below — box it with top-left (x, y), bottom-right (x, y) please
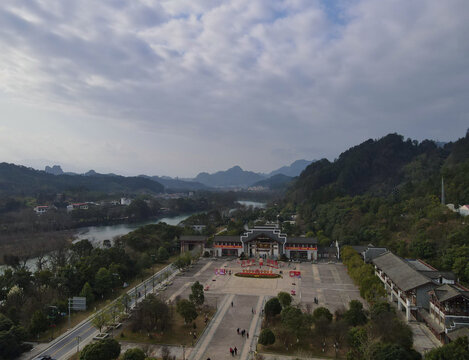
top-left (285, 237), bottom-right (318, 245)
top-left (214, 236), bottom-right (242, 243)
top-left (372, 252), bottom-right (433, 291)
top-left (179, 235), bottom-right (207, 242)
top-left (433, 284), bottom-right (469, 303)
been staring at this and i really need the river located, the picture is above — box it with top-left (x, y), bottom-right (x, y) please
top-left (0, 213), bottom-right (193, 275)
top-left (1, 202), bottom-right (267, 274)
top-left (74, 213), bottom-right (194, 246)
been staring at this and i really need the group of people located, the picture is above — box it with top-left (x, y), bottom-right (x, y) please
top-left (229, 346), bottom-right (238, 356)
top-left (237, 328), bottom-right (249, 338)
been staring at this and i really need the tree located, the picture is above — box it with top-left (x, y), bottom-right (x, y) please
top-left (258, 328), bottom-right (276, 346)
top-left (345, 300), bottom-right (367, 326)
top-left (312, 307), bottom-right (333, 323)
top-left (80, 282), bottom-right (95, 304)
top-left (29, 310), bottom-right (49, 336)
top-left (176, 299), bottom-right (198, 324)
top-left (122, 348), bottom-right (146, 360)
top-left (281, 306), bottom-right (313, 339)
top-left (277, 291), bottom-right (292, 308)
top-left (370, 342), bottom-right (420, 360)
top-left (91, 311), bottom-right (110, 333)
top-left (80, 339), bottom-right (121, 360)
top-left (134, 295), bottom-right (171, 333)
top-left (264, 297), bottom-right (282, 318)
top-left (94, 267), bottom-right (113, 297)
top-left (0, 314), bottom-right (29, 360)
top-left (425, 337), bottom-right (469, 360)
top-left (157, 246), bottom-right (169, 262)
top-left (100, 338), bottom-right (121, 359)
top-left (189, 281), bottom-right (204, 306)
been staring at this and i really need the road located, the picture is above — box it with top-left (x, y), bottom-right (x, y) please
top-left (31, 264), bottom-right (179, 360)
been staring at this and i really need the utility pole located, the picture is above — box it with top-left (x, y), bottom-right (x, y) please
top-left (441, 177), bottom-right (445, 205)
top-left (76, 335), bottom-right (80, 352)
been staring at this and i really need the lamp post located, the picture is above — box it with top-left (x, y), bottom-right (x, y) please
top-left (76, 335), bottom-right (80, 353)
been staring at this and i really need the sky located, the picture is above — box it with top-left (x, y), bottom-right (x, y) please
top-left (0, 0), bottom-right (468, 177)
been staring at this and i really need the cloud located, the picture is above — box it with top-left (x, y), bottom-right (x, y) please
top-left (0, 0), bottom-right (468, 176)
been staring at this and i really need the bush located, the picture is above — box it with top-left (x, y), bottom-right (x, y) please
top-left (264, 298), bottom-right (282, 318)
top-left (123, 348), bottom-right (146, 360)
top-left (277, 292), bottom-right (292, 308)
top-left (259, 328), bottom-right (276, 346)
top-left (312, 307), bottom-right (333, 323)
top-left (79, 338), bottom-right (120, 360)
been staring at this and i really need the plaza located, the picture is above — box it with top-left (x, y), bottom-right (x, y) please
top-left (160, 257), bottom-right (364, 359)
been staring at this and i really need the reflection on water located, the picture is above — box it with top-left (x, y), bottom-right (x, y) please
top-left (0, 213), bottom-right (193, 274)
top-left (74, 213), bottom-right (193, 246)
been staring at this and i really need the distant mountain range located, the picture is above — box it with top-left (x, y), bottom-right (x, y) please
top-left (0, 163), bottom-right (164, 196)
top-left (267, 159), bottom-right (313, 177)
top-left (191, 160), bottom-right (313, 188)
top-left (42, 159), bottom-right (314, 190)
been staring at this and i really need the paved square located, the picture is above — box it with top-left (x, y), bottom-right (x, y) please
top-left (159, 259), bottom-right (364, 360)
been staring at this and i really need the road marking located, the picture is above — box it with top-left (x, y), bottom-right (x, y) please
top-left (51, 325), bottom-right (96, 357)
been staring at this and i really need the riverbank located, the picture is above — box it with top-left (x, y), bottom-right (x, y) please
top-left (0, 212), bottom-right (194, 268)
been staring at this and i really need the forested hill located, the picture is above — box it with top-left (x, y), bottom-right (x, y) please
top-left (0, 162), bottom-right (164, 196)
top-left (283, 132), bottom-right (469, 284)
top-left (288, 133), bottom-right (466, 206)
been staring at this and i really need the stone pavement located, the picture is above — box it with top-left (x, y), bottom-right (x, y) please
top-left (409, 322), bottom-right (441, 355)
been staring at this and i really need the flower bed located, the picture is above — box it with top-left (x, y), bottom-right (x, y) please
top-left (235, 272), bottom-right (281, 279)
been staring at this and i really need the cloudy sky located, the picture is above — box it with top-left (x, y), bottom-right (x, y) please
top-left (0, 0), bottom-right (468, 177)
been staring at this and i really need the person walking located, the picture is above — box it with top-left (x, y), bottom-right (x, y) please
top-left (237, 328), bottom-right (240, 334)
top-left (231, 301), bottom-right (234, 307)
top-left (247, 331), bottom-right (249, 339)
top-left (234, 346), bottom-right (238, 355)
top-left (230, 347), bottom-right (234, 356)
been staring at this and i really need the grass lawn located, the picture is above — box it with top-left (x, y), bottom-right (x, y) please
top-left (116, 305), bottom-right (215, 346)
top-left (34, 260), bottom-right (175, 343)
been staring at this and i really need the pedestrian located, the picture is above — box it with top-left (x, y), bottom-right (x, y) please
top-left (251, 307), bottom-right (254, 314)
top-left (237, 328), bottom-right (240, 334)
top-left (234, 346), bottom-right (238, 355)
top-left (230, 347), bottom-right (234, 357)
top-left (231, 301), bottom-right (234, 307)
top-left (247, 332), bottom-right (249, 339)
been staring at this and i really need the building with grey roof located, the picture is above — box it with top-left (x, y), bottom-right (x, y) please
top-left (427, 283), bottom-right (469, 342)
top-left (372, 251), bottom-right (438, 321)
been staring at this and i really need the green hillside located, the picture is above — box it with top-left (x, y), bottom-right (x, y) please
top-left (0, 163), bottom-right (164, 196)
top-left (285, 132), bottom-right (469, 283)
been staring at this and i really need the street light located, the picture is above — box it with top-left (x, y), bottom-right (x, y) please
top-left (76, 335), bottom-right (80, 352)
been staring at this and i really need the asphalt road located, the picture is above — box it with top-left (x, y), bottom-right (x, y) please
top-left (31, 264), bottom-right (178, 360)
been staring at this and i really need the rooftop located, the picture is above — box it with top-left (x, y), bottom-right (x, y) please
top-left (372, 251), bottom-right (433, 292)
top-left (432, 284), bottom-right (469, 303)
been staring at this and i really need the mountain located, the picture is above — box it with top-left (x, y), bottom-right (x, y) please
top-left (0, 163), bottom-right (164, 196)
top-left (194, 165), bottom-right (266, 188)
top-left (140, 175), bottom-right (209, 191)
top-left (45, 165), bottom-right (64, 175)
top-left (288, 133), bottom-right (452, 205)
top-left (268, 159), bottom-right (313, 177)
top-left (252, 174), bottom-right (293, 190)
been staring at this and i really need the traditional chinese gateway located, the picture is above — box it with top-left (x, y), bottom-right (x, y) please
top-left (180, 224), bottom-right (319, 260)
